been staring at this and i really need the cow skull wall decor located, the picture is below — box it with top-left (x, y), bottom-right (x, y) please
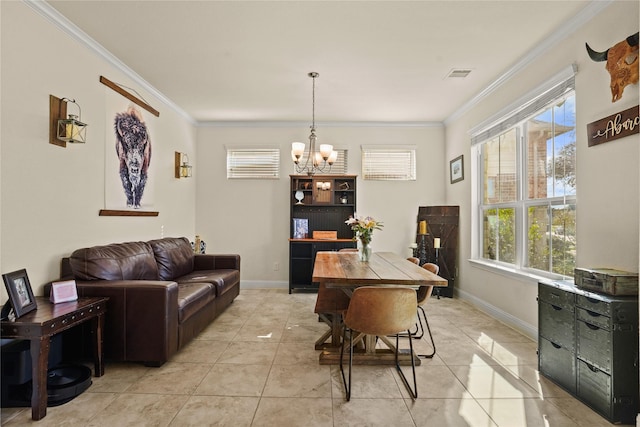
top-left (586, 32), bottom-right (639, 103)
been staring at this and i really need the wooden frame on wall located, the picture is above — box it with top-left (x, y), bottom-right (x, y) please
top-left (450, 155), bottom-right (464, 184)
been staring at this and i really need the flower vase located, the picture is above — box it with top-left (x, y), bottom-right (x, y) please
top-left (359, 241), bottom-right (372, 262)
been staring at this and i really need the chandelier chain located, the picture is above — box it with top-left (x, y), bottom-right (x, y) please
top-left (311, 74), bottom-right (315, 130)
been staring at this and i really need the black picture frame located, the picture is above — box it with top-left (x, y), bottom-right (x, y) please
top-left (3, 269), bottom-right (37, 318)
top-left (450, 155), bottom-right (464, 184)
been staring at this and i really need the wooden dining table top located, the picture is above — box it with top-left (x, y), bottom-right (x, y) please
top-left (312, 251), bottom-right (448, 288)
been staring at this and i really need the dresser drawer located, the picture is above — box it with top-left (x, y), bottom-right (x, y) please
top-left (539, 337), bottom-right (576, 394)
top-left (576, 294), bottom-right (611, 316)
top-left (577, 319), bottom-right (611, 374)
top-left (576, 306), bottom-right (611, 330)
top-left (539, 301), bottom-right (575, 351)
top-left (577, 359), bottom-right (611, 420)
top-left (539, 283), bottom-right (575, 310)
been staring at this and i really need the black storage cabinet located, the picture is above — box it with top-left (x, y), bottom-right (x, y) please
top-left (538, 280), bottom-right (638, 424)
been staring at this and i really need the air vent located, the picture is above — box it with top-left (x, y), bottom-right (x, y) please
top-left (446, 69), bottom-right (472, 78)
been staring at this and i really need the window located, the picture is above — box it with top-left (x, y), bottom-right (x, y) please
top-left (361, 146), bottom-right (416, 180)
top-left (226, 148), bottom-right (280, 179)
top-left (473, 69), bottom-right (576, 278)
top-left (295, 148), bottom-right (348, 175)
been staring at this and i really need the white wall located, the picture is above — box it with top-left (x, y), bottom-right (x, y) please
top-left (445, 0), bottom-right (639, 337)
top-left (196, 125), bottom-right (446, 285)
top-left (0, 2), bottom-right (197, 299)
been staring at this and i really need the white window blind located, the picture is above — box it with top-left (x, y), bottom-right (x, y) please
top-left (471, 66), bottom-right (576, 145)
top-left (361, 146), bottom-right (416, 180)
top-left (295, 148), bottom-right (348, 174)
top-left (226, 148), bottom-right (280, 179)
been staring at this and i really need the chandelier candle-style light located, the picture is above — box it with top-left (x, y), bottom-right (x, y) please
top-left (291, 72), bottom-right (337, 176)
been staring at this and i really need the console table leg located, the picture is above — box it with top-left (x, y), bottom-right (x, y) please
top-left (30, 336), bottom-right (50, 420)
top-left (93, 313), bottom-right (105, 377)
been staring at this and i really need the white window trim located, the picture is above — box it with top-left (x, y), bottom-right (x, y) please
top-left (470, 66), bottom-right (577, 281)
top-left (226, 146), bottom-right (280, 179)
top-left (361, 145), bottom-right (416, 181)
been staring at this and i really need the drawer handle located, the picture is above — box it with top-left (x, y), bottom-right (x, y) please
top-left (586, 310), bottom-right (601, 318)
top-left (551, 305), bottom-right (562, 311)
top-left (585, 296), bottom-right (601, 304)
top-left (551, 342), bottom-right (562, 349)
top-left (585, 362), bottom-right (600, 373)
top-left (585, 322), bottom-right (600, 330)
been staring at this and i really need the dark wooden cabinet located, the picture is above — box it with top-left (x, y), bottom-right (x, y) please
top-left (416, 206), bottom-right (459, 298)
top-left (538, 280), bottom-right (638, 424)
top-left (289, 175), bottom-right (357, 293)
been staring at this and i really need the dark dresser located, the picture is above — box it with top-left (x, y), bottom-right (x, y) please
top-left (538, 280), bottom-right (638, 424)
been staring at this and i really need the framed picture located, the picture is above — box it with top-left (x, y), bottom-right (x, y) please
top-left (2, 269), bottom-right (37, 318)
top-left (293, 218), bottom-right (309, 239)
top-left (450, 155), bottom-right (464, 184)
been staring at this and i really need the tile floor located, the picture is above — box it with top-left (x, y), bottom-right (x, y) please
top-left (1, 289), bottom-right (631, 426)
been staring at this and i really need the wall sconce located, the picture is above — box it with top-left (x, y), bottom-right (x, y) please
top-left (49, 95), bottom-right (87, 147)
top-left (175, 152), bottom-right (192, 178)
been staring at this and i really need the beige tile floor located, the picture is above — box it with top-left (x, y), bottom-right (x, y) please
top-left (1, 289), bottom-right (631, 426)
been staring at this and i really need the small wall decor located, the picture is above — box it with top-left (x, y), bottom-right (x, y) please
top-left (2, 269), bottom-right (37, 318)
top-left (586, 32), bottom-right (639, 103)
top-left (449, 155), bottom-right (464, 184)
top-left (587, 105), bottom-right (639, 147)
top-left (175, 152), bottom-right (193, 178)
top-left (49, 95), bottom-right (87, 147)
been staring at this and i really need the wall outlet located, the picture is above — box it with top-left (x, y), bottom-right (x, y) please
top-left (273, 262), bottom-right (280, 271)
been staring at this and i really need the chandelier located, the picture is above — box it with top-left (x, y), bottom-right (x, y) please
top-left (291, 72), bottom-right (337, 176)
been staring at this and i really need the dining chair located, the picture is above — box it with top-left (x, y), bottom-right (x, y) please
top-left (415, 262), bottom-right (438, 358)
top-left (339, 286), bottom-right (418, 401)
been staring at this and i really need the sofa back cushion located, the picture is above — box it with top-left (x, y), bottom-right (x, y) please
top-left (69, 241), bottom-right (159, 281)
top-left (149, 237), bottom-right (194, 281)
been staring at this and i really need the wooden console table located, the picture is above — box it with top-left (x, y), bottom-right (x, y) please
top-left (0, 296), bottom-right (108, 420)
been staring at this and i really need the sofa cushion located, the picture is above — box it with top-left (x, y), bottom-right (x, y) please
top-left (69, 241), bottom-right (159, 281)
top-left (177, 283), bottom-right (215, 323)
top-left (148, 237), bottom-right (194, 281)
top-left (176, 269), bottom-right (240, 297)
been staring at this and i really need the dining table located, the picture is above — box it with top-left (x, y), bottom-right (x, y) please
top-left (312, 250), bottom-right (448, 365)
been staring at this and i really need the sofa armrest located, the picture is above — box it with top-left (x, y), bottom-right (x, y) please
top-left (71, 280), bottom-right (179, 365)
top-left (194, 254), bottom-right (240, 271)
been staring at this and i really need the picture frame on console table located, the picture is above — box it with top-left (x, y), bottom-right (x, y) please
top-left (2, 268), bottom-right (37, 318)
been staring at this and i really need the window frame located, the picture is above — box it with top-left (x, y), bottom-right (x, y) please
top-left (226, 147), bottom-right (280, 179)
top-left (361, 145), bottom-right (416, 181)
top-left (471, 68), bottom-right (576, 280)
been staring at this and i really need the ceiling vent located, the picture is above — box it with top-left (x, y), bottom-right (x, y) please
top-left (446, 69), bottom-right (472, 78)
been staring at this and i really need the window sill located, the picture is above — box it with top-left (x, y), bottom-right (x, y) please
top-left (468, 259), bottom-right (572, 285)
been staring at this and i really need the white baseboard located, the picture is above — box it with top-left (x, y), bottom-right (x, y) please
top-left (456, 288), bottom-right (538, 341)
top-left (240, 280), bottom-right (289, 290)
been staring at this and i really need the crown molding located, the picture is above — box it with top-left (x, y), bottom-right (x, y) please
top-left (24, 0), bottom-right (195, 124)
top-left (27, 0), bottom-right (612, 129)
top-left (444, 0), bottom-right (613, 126)
top-left (196, 120), bottom-right (443, 128)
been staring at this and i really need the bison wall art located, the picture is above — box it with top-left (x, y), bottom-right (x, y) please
top-left (114, 105), bottom-right (151, 209)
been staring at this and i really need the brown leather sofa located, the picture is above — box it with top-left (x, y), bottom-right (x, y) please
top-left (56, 237), bottom-right (240, 366)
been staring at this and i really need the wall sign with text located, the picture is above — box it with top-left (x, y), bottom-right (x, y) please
top-left (587, 105), bottom-right (639, 147)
